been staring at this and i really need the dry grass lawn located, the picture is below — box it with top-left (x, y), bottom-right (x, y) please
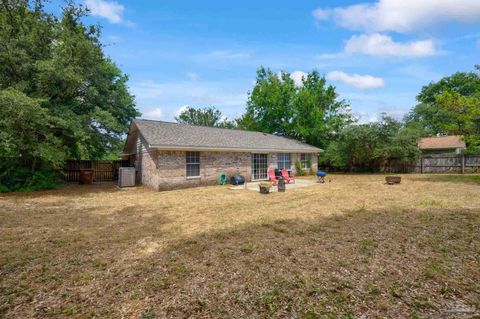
top-left (1, 174), bottom-right (479, 318)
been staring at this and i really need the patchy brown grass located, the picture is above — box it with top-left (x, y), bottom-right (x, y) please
top-left (1, 174), bottom-right (479, 318)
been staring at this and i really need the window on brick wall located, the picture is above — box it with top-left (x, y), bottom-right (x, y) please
top-left (277, 153), bottom-right (291, 170)
top-left (186, 151), bottom-right (200, 177)
top-left (301, 153), bottom-right (311, 169)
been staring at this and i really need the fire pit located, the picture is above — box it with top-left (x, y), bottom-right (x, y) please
top-left (385, 176), bottom-right (401, 185)
top-left (259, 182), bottom-right (272, 194)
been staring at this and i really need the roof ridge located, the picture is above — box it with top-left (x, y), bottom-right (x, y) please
top-left (134, 118), bottom-right (294, 139)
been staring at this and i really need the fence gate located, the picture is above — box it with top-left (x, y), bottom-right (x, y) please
top-left (63, 160), bottom-right (130, 182)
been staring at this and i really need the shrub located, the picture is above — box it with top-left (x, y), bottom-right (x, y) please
top-left (0, 160), bottom-right (62, 192)
top-left (295, 161), bottom-right (306, 176)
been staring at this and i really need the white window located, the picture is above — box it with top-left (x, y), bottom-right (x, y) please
top-left (186, 151), bottom-right (200, 177)
top-left (277, 153), bottom-right (291, 170)
top-left (301, 153), bottom-right (312, 169)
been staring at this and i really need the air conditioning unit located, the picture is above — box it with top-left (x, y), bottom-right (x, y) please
top-left (118, 167), bottom-right (135, 187)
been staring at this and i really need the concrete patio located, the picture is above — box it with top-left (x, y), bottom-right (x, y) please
top-left (230, 178), bottom-right (319, 192)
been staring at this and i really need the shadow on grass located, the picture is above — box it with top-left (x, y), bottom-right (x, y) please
top-left (136, 207), bottom-right (480, 318)
top-left (4, 205), bottom-right (477, 318)
top-left (0, 181), bottom-right (124, 199)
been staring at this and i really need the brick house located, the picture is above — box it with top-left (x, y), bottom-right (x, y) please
top-left (121, 119), bottom-right (322, 190)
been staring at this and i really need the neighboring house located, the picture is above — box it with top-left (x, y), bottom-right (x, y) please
top-left (122, 119), bottom-right (322, 190)
top-left (418, 135), bottom-right (466, 155)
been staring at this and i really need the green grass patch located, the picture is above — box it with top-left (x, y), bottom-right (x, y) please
top-left (417, 199), bottom-right (443, 207)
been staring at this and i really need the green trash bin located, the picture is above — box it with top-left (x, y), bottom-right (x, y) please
top-left (219, 172), bottom-right (227, 185)
top-left (277, 177), bottom-right (286, 192)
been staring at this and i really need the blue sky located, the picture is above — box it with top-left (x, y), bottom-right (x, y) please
top-left (54, 0), bottom-right (480, 122)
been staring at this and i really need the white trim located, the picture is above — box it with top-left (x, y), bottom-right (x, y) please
top-left (149, 144), bottom-right (322, 153)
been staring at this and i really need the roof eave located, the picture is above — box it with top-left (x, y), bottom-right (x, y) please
top-left (420, 146), bottom-right (465, 150)
top-left (149, 144), bottom-right (323, 153)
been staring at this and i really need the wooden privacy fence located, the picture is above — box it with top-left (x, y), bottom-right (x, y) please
top-left (415, 155), bottom-right (480, 174)
top-left (320, 155), bottom-right (480, 174)
top-left (63, 160), bottom-right (131, 182)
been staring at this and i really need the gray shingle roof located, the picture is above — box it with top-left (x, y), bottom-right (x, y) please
top-left (133, 119), bottom-right (322, 153)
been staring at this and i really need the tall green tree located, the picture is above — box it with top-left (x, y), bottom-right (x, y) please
top-left (0, 0), bottom-right (138, 190)
top-left (175, 106), bottom-right (235, 128)
top-left (0, 88), bottom-right (65, 169)
top-left (292, 71), bottom-right (352, 148)
top-left (405, 68), bottom-right (480, 135)
top-left (238, 67), bottom-right (352, 149)
top-left (238, 68), bottom-right (296, 135)
top-left (435, 90), bottom-right (480, 153)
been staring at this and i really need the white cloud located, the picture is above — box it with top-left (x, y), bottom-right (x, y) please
top-left (344, 33), bottom-right (437, 57)
top-left (316, 52), bottom-right (344, 60)
top-left (175, 105), bottom-right (190, 117)
top-left (312, 8), bottom-right (330, 21)
top-left (354, 106), bottom-right (408, 124)
top-left (326, 71), bottom-right (385, 89)
top-left (277, 71), bottom-right (307, 87)
top-left (85, 0), bottom-right (132, 25)
top-left (290, 71), bottom-right (307, 87)
top-left (313, 0), bottom-right (480, 33)
top-left (207, 50), bottom-right (249, 59)
top-left (143, 107), bottom-right (163, 119)
top-left (186, 72), bottom-right (200, 81)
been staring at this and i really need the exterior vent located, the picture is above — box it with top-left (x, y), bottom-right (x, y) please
top-left (118, 167), bottom-right (135, 187)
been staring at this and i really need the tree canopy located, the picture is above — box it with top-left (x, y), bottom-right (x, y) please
top-left (435, 90), bottom-right (480, 153)
top-left (238, 67), bottom-right (353, 149)
top-left (175, 106), bottom-right (234, 128)
top-left (321, 115), bottom-right (421, 171)
top-left (405, 67), bottom-right (480, 137)
top-left (0, 0), bottom-right (138, 191)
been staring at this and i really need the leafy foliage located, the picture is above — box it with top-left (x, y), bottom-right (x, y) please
top-left (435, 90), bottom-right (480, 153)
top-left (238, 67), bottom-right (353, 149)
top-left (321, 115), bottom-right (420, 171)
top-left (0, 88), bottom-right (65, 168)
top-left (0, 0), bottom-right (138, 191)
top-left (175, 106), bottom-right (235, 128)
top-left (0, 158), bottom-right (61, 192)
top-left (294, 161), bottom-right (306, 176)
top-left (405, 67), bottom-right (480, 142)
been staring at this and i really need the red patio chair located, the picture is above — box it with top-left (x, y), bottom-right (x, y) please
top-left (268, 169), bottom-right (278, 185)
top-left (281, 169), bottom-right (295, 184)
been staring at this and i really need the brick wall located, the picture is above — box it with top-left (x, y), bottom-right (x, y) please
top-left (137, 150), bottom-right (251, 191)
top-left (135, 148), bottom-right (318, 191)
top-left (268, 153), bottom-right (318, 175)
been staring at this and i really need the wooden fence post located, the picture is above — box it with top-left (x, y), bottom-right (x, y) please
top-left (420, 157), bottom-right (423, 174)
top-left (461, 155), bottom-right (465, 174)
